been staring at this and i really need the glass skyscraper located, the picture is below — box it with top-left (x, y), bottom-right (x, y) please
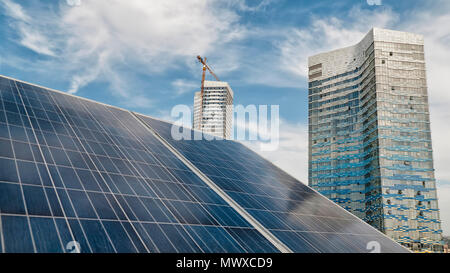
top-left (308, 28), bottom-right (443, 252)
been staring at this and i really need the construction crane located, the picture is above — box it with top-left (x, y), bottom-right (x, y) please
top-left (197, 55), bottom-right (220, 130)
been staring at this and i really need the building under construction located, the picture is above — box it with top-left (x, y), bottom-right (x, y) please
top-left (193, 56), bottom-right (234, 139)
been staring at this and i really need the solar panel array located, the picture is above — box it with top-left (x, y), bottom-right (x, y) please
top-left (0, 75), bottom-right (409, 253)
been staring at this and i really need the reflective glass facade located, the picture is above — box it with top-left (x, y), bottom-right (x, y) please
top-left (308, 28), bottom-right (443, 252)
top-left (0, 74), bottom-right (408, 253)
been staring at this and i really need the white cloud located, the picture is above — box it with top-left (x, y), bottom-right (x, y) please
top-left (1, 0), bottom-right (56, 57)
top-left (1, 0), bottom-right (246, 104)
top-left (171, 79), bottom-right (199, 96)
top-left (0, 0), bottom-right (30, 22)
top-left (243, 120), bottom-right (308, 183)
top-left (57, 0), bottom-right (245, 94)
top-left (17, 24), bottom-right (56, 57)
top-left (226, 0), bottom-right (274, 12)
top-left (121, 95), bottom-right (153, 109)
top-left (277, 6), bottom-right (396, 78)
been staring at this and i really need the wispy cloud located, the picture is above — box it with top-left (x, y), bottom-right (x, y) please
top-left (17, 24), bottom-right (56, 56)
top-left (58, 0), bottom-right (245, 94)
top-left (226, 0), bottom-right (274, 12)
top-left (243, 120), bottom-right (308, 183)
top-left (1, 0), bottom-right (30, 21)
top-left (171, 79), bottom-right (199, 96)
top-left (276, 5), bottom-right (396, 78)
top-left (1, 0), bottom-right (246, 102)
top-left (1, 0), bottom-right (56, 56)
top-left (121, 95), bottom-right (153, 109)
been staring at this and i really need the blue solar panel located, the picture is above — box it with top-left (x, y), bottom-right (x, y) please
top-left (0, 75), bottom-right (408, 253)
top-left (0, 76), bottom-right (278, 253)
top-left (136, 115), bottom-right (410, 253)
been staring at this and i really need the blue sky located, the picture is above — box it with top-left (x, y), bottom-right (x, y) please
top-left (1, 0), bottom-right (450, 235)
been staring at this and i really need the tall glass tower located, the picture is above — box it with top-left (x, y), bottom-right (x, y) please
top-left (308, 28), bottom-right (443, 252)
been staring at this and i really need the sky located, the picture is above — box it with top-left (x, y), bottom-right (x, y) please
top-left (0, 0), bottom-right (449, 236)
